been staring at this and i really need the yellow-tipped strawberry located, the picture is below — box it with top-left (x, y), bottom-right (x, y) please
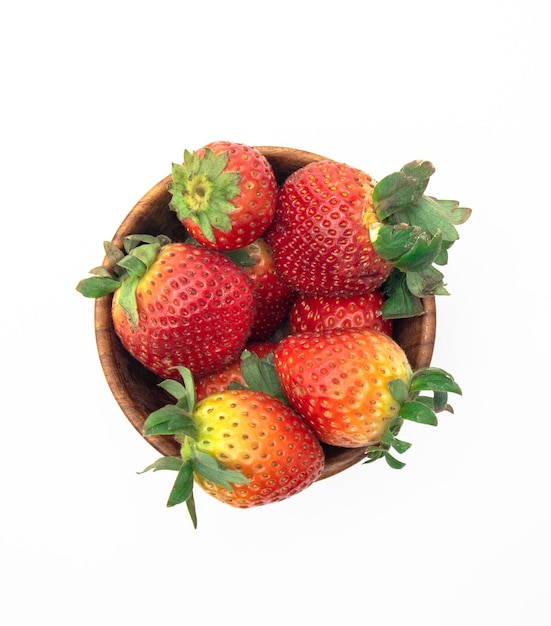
top-left (274, 328), bottom-right (462, 468)
top-left (140, 359), bottom-right (324, 527)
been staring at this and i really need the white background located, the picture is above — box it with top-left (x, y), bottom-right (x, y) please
top-left (2, 1), bottom-right (550, 624)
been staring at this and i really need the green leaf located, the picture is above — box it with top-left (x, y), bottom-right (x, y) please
top-left (228, 381), bottom-right (247, 391)
top-left (123, 233), bottom-right (166, 253)
top-left (214, 171), bottom-right (241, 195)
top-left (404, 196), bottom-right (472, 243)
top-left (393, 231), bottom-right (443, 273)
top-left (371, 160), bottom-right (471, 319)
top-left (192, 449), bottom-right (249, 489)
top-left (413, 394), bottom-right (443, 412)
top-left (143, 405), bottom-right (197, 439)
top-left (433, 239), bottom-right (453, 266)
top-left (400, 400), bottom-right (438, 426)
top-left (384, 452), bottom-right (406, 469)
top-left (185, 149), bottom-right (201, 176)
top-left (207, 205), bottom-right (233, 232)
top-left (168, 148), bottom-right (242, 243)
top-left (158, 379), bottom-right (187, 401)
top-left (406, 265), bottom-right (448, 298)
top-left (167, 183), bottom-right (188, 213)
top-left (172, 366), bottom-right (196, 410)
top-left (116, 274), bottom-right (140, 327)
top-left (195, 210), bottom-right (217, 242)
top-left (433, 392), bottom-right (452, 413)
top-left (167, 460), bottom-right (195, 507)
top-left (200, 148), bottom-right (229, 179)
top-left (104, 241), bottom-right (126, 276)
top-left (171, 163), bottom-right (187, 186)
top-left (130, 242), bottom-right (162, 269)
top-left (382, 289), bottom-right (424, 319)
top-left (388, 416), bottom-right (404, 435)
top-left (239, 350), bottom-right (286, 402)
top-left (139, 455), bottom-right (199, 526)
top-left (380, 427), bottom-right (412, 454)
top-left (372, 224), bottom-right (420, 262)
top-left (117, 254), bottom-right (147, 278)
top-left (391, 437), bottom-right (412, 455)
top-left (76, 276), bottom-right (120, 298)
top-left (450, 204), bottom-right (472, 225)
top-left (381, 270), bottom-right (425, 319)
top-left (364, 448), bottom-right (385, 464)
top-left (88, 265), bottom-right (117, 279)
top-left (186, 491), bottom-right (198, 529)
top-left (410, 368), bottom-right (462, 395)
top-left (373, 160), bottom-right (435, 219)
top-left (388, 379), bottom-right (409, 405)
top-left (138, 456), bottom-right (184, 473)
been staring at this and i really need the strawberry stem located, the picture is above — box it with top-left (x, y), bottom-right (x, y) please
top-left (140, 365), bottom-right (249, 528)
top-left (365, 367), bottom-right (462, 469)
top-left (75, 235), bottom-right (170, 322)
top-left (372, 160), bottom-right (471, 319)
top-left (168, 148), bottom-right (242, 242)
top-left (231, 350), bottom-right (288, 405)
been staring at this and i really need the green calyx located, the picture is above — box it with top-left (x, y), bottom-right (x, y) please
top-left (168, 148), bottom-right (242, 243)
top-left (76, 234), bottom-right (170, 327)
top-left (138, 351), bottom-right (285, 527)
top-left (371, 160), bottom-right (472, 319)
top-left (139, 365), bottom-right (249, 529)
top-left (228, 349), bottom-right (288, 405)
top-left (365, 367), bottom-right (462, 469)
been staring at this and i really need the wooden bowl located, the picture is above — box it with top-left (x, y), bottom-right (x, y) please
top-left (94, 146), bottom-right (436, 480)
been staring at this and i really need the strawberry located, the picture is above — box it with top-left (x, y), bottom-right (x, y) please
top-left (274, 328), bottom-right (461, 467)
top-left (76, 234), bottom-right (255, 379)
top-left (140, 365), bottom-right (325, 527)
top-left (195, 341), bottom-right (277, 401)
top-left (268, 159), bottom-right (471, 318)
top-left (227, 238), bottom-right (296, 341)
top-left (288, 290), bottom-right (392, 336)
top-left (168, 141), bottom-right (278, 250)
top-left (266, 159), bottom-right (392, 296)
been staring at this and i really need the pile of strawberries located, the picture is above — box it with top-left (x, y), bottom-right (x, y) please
top-left (78, 141), bottom-right (471, 527)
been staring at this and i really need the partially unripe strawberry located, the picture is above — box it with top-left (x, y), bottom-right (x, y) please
top-left (192, 389), bottom-right (324, 508)
top-left (275, 328), bottom-right (412, 448)
top-left (140, 364), bottom-right (325, 527)
top-left (274, 328), bottom-right (461, 468)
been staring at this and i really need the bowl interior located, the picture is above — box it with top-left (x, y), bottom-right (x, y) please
top-left (94, 146), bottom-right (436, 480)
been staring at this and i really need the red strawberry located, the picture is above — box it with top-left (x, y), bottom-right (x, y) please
top-left (228, 238), bottom-right (296, 341)
top-left (77, 235), bottom-right (255, 379)
top-left (168, 142), bottom-right (278, 250)
top-left (268, 159), bottom-right (471, 318)
top-left (288, 290), bottom-right (392, 336)
top-left (195, 341), bottom-right (277, 401)
top-left (274, 328), bottom-right (461, 467)
top-left (141, 365), bottom-right (325, 527)
top-left (267, 159), bottom-right (392, 296)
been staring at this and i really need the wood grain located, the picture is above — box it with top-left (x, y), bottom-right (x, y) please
top-left (94, 146), bottom-right (436, 479)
